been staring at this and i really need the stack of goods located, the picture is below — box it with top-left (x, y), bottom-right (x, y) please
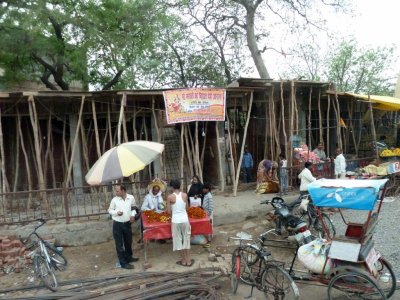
top-left (380, 148), bottom-right (400, 157)
top-left (143, 207), bottom-right (207, 223)
top-left (142, 210), bottom-right (171, 223)
top-left (187, 207), bottom-right (207, 219)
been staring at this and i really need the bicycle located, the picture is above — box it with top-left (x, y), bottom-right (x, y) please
top-left (290, 194), bottom-right (336, 239)
top-left (230, 235), bottom-right (300, 299)
top-left (21, 219), bottom-right (67, 291)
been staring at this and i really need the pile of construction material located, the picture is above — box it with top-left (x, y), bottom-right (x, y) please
top-left (1, 267), bottom-right (223, 299)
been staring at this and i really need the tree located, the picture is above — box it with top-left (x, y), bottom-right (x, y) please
top-left (228, 0), bottom-right (347, 79)
top-left (0, 0), bottom-right (165, 90)
top-left (326, 39), bottom-right (396, 95)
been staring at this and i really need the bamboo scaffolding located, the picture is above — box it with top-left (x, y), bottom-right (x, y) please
top-left (326, 93), bottom-right (331, 157)
top-left (334, 91), bottom-right (342, 149)
top-left (117, 94), bottom-right (126, 145)
top-left (233, 92), bottom-right (253, 196)
top-left (43, 113), bottom-right (52, 188)
top-left (17, 111), bottom-right (32, 206)
top-left (65, 96), bottom-right (86, 187)
top-left (280, 82), bottom-right (288, 159)
top-left (151, 97), bottom-right (164, 178)
top-left (91, 100), bottom-right (101, 158)
top-left (215, 122), bottom-right (225, 192)
top-left (318, 88), bottom-right (323, 144)
top-left (226, 111), bottom-right (235, 186)
top-left (27, 95), bottom-right (47, 208)
top-left (368, 93), bottom-right (379, 160)
top-left (13, 116), bottom-right (20, 192)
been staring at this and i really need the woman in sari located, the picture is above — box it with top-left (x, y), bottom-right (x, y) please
top-left (256, 159), bottom-right (279, 194)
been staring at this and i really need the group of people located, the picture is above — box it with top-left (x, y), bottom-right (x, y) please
top-left (248, 143), bottom-right (347, 195)
top-left (107, 176), bottom-right (213, 269)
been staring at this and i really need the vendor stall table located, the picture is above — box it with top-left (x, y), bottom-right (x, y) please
top-left (142, 213), bottom-right (213, 263)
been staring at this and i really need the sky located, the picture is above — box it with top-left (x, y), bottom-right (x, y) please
top-left (250, 0), bottom-right (400, 81)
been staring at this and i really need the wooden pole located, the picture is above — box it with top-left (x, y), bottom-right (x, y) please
top-left (334, 92), bottom-right (342, 149)
top-left (27, 96), bottom-right (45, 196)
top-left (233, 92), bottom-right (253, 196)
top-left (318, 88), bottom-right (323, 144)
top-left (326, 92), bottom-right (331, 157)
top-left (280, 82), bottom-right (287, 159)
top-left (0, 109), bottom-right (9, 197)
top-left (17, 111), bottom-right (32, 205)
top-left (152, 97), bottom-right (164, 177)
top-left (117, 93), bottom-right (126, 145)
top-left (226, 110), bottom-right (236, 186)
top-left (180, 124), bottom-right (185, 185)
top-left (91, 100), bottom-right (101, 158)
top-left (215, 122), bottom-right (225, 192)
top-left (66, 96), bottom-right (85, 187)
top-left (368, 93), bottom-right (379, 161)
top-left (13, 116), bottom-right (20, 192)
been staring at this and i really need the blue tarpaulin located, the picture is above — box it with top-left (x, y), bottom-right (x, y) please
top-left (308, 179), bottom-right (388, 210)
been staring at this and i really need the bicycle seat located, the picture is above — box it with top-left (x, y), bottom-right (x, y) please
top-left (259, 249), bottom-right (271, 257)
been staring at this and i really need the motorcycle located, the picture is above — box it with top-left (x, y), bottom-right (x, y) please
top-left (260, 197), bottom-right (314, 245)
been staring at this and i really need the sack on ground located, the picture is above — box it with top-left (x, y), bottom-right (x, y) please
top-left (297, 239), bottom-right (332, 274)
top-left (190, 235), bottom-right (208, 245)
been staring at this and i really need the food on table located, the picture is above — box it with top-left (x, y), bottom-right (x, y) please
top-left (143, 210), bottom-right (171, 223)
top-left (187, 207), bottom-right (207, 219)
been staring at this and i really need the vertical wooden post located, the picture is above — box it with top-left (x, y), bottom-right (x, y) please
top-left (92, 100), bottom-right (101, 158)
top-left (66, 96), bottom-right (85, 187)
top-left (27, 95), bottom-right (46, 207)
top-left (326, 93), bottom-right (331, 157)
top-left (368, 93), bottom-right (379, 161)
top-left (226, 111), bottom-right (235, 186)
top-left (63, 183), bottom-right (70, 224)
top-left (117, 93), bottom-right (127, 145)
top-left (318, 88), bottom-right (323, 144)
top-left (280, 82), bottom-right (287, 159)
top-left (233, 92), bottom-right (253, 196)
top-left (215, 122), bottom-right (225, 192)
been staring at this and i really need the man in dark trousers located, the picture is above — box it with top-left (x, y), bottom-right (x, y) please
top-left (108, 184), bottom-right (139, 269)
top-left (241, 146), bottom-right (254, 183)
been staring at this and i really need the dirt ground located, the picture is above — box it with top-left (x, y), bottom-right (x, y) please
top-left (0, 216), bottom-right (334, 299)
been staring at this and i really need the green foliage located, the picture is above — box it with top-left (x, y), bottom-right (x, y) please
top-left (326, 39), bottom-right (396, 95)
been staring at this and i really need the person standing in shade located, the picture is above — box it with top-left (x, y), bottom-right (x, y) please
top-left (298, 162), bottom-right (316, 196)
top-left (108, 184), bottom-right (139, 269)
top-left (167, 179), bottom-right (193, 267)
top-left (242, 146), bottom-right (254, 183)
top-left (313, 143), bottom-right (328, 161)
top-left (278, 154), bottom-right (288, 195)
top-left (334, 148), bottom-right (346, 179)
top-left (187, 175), bottom-right (203, 207)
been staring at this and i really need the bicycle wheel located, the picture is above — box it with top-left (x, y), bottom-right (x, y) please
top-left (231, 252), bottom-right (241, 294)
top-left (44, 242), bottom-right (67, 268)
top-left (240, 247), bottom-right (258, 285)
top-left (327, 271), bottom-right (387, 300)
top-left (33, 255), bottom-right (58, 292)
top-left (375, 257), bottom-right (396, 298)
top-left (261, 262), bottom-right (300, 299)
top-left (314, 213), bottom-right (336, 239)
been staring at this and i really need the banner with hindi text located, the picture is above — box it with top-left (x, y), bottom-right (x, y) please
top-left (163, 88), bottom-right (225, 124)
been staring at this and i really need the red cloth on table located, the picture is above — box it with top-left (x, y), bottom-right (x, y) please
top-left (142, 213), bottom-right (213, 241)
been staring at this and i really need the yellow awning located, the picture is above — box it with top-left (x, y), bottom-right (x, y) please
top-left (345, 93), bottom-right (400, 111)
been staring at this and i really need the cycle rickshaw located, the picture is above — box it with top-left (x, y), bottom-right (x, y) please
top-left (233, 178), bottom-right (397, 299)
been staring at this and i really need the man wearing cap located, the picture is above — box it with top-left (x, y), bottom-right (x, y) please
top-left (141, 185), bottom-right (164, 211)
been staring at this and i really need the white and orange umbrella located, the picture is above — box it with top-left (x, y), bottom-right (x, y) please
top-left (85, 141), bottom-right (164, 185)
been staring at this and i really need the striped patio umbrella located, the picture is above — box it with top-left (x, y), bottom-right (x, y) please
top-left (85, 141), bottom-right (164, 185)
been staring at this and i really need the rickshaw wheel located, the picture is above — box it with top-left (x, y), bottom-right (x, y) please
top-left (314, 213), bottom-right (336, 239)
top-left (375, 257), bottom-right (396, 299)
top-left (327, 270), bottom-right (387, 300)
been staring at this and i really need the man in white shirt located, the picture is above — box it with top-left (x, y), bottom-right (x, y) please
top-left (108, 184), bottom-right (139, 269)
top-left (334, 148), bottom-right (346, 179)
top-left (298, 162), bottom-right (316, 195)
top-left (141, 185), bottom-right (164, 211)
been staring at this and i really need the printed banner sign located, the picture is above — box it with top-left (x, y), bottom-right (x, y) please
top-left (163, 88), bottom-right (226, 124)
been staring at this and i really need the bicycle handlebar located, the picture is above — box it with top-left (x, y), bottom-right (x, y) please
top-left (260, 200), bottom-right (270, 205)
top-left (229, 237), bottom-right (253, 242)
